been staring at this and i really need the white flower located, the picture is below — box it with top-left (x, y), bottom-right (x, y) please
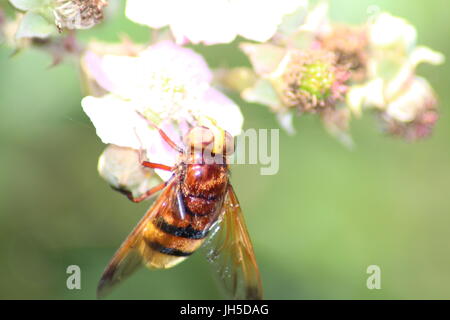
top-left (125, 0), bottom-right (307, 44)
top-left (379, 76), bottom-right (439, 141)
top-left (386, 77), bottom-right (436, 123)
top-left (298, 0), bottom-right (331, 35)
top-left (347, 12), bottom-right (444, 119)
top-left (81, 40), bottom-right (243, 180)
top-left (384, 46), bottom-right (444, 99)
top-left (346, 78), bottom-right (385, 116)
top-left (369, 12), bottom-right (417, 50)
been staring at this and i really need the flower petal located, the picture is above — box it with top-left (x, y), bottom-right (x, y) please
top-left (126, 0), bottom-right (306, 44)
top-left (386, 77), bottom-right (435, 122)
top-left (145, 120), bottom-right (185, 181)
top-left (81, 95), bottom-right (151, 149)
top-left (83, 51), bottom-right (148, 99)
top-left (346, 78), bottom-right (385, 112)
top-left (139, 40), bottom-right (213, 84)
top-left (299, 0), bottom-right (331, 34)
top-left (385, 47), bottom-right (444, 101)
top-left (200, 88), bottom-right (244, 136)
top-left (410, 46), bottom-right (445, 67)
top-left (170, 0), bottom-right (236, 45)
top-left (98, 55), bottom-right (148, 98)
top-left (369, 13), bottom-right (417, 50)
top-left (125, 0), bottom-right (173, 28)
top-left (82, 51), bottom-right (116, 93)
top-left (234, 0), bottom-right (305, 42)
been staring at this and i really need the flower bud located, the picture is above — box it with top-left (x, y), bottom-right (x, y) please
top-left (53, 0), bottom-right (108, 30)
top-left (98, 144), bottom-right (161, 197)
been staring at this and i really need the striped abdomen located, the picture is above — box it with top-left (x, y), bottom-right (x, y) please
top-left (141, 163), bottom-right (229, 269)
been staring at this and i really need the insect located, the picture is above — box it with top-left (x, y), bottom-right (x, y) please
top-left (97, 119), bottom-right (262, 300)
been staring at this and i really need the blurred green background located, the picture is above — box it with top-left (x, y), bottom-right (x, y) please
top-left (1, 0), bottom-right (450, 299)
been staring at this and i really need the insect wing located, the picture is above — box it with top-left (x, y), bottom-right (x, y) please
top-left (204, 185), bottom-right (263, 300)
top-left (97, 179), bottom-right (178, 298)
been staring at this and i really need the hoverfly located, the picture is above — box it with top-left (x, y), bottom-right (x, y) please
top-left (97, 118), bottom-right (262, 300)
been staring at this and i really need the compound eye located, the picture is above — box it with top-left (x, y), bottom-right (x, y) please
top-left (187, 126), bottom-right (215, 150)
top-left (223, 131), bottom-right (235, 155)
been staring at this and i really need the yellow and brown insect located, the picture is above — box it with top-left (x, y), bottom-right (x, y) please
top-left (97, 119), bottom-right (262, 300)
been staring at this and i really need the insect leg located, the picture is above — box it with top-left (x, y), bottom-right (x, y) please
top-left (112, 178), bottom-right (171, 203)
top-left (141, 161), bottom-right (174, 171)
top-left (133, 129), bottom-right (175, 172)
top-left (136, 111), bottom-right (184, 153)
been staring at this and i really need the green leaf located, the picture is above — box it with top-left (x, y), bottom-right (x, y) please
top-left (16, 11), bottom-right (55, 39)
top-left (9, 0), bottom-right (47, 11)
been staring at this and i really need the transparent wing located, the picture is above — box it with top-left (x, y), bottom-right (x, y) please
top-left (203, 184), bottom-right (263, 300)
top-left (96, 179), bottom-right (178, 299)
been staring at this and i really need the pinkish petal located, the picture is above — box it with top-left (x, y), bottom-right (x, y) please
top-left (83, 51), bottom-right (145, 98)
top-left (82, 51), bottom-right (116, 92)
top-left (140, 40), bottom-right (213, 84)
top-left (144, 120), bottom-right (187, 181)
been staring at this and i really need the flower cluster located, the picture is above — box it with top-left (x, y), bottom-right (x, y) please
top-left (347, 13), bottom-right (444, 141)
top-left (7, 0), bottom-right (107, 40)
top-left (125, 0), bottom-right (307, 45)
top-left (228, 1), bottom-right (444, 144)
top-left (1, 0), bottom-right (446, 192)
